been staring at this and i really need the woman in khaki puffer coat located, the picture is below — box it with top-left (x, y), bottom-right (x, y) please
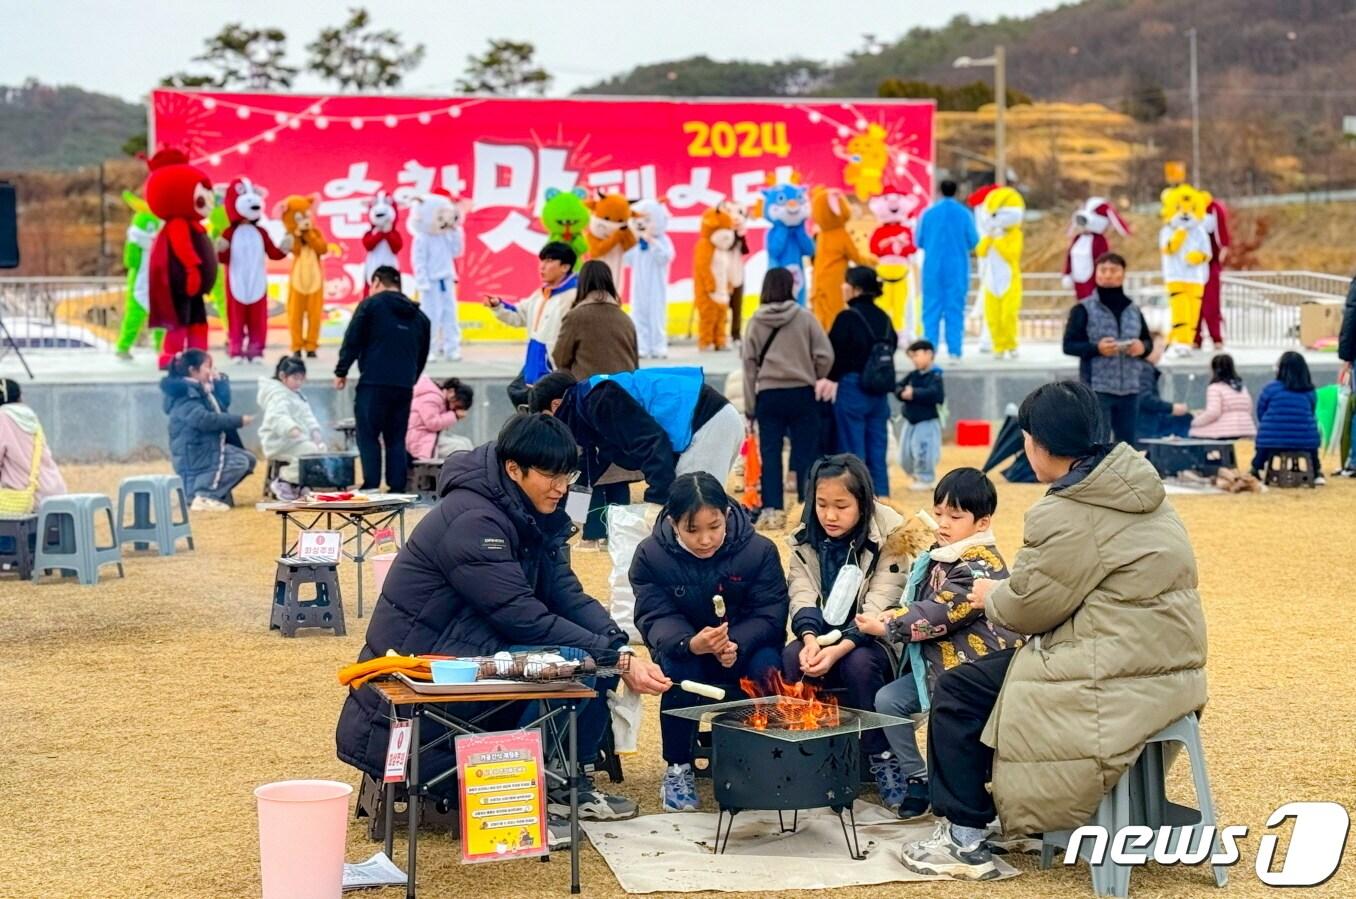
top-left (900, 380), bottom-right (1207, 883)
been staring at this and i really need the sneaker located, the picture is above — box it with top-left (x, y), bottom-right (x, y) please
top-left (449, 350), bottom-right (462, 362)
top-left (899, 821), bottom-right (1000, 881)
top-left (270, 478), bottom-right (302, 502)
top-left (548, 775), bottom-right (638, 821)
top-left (897, 776), bottom-right (931, 821)
top-left (755, 508), bottom-right (787, 531)
top-left (190, 495), bottom-right (230, 512)
top-left (1314, 475), bottom-right (1327, 486)
top-left (869, 753), bottom-right (905, 812)
top-left (1336, 467), bottom-right (1356, 479)
top-left (907, 480), bottom-right (935, 492)
top-left (576, 538), bottom-right (607, 552)
top-left (660, 763), bottom-right (699, 812)
top-left (547, 814), bottom-right (573, 850)
top-left (306, 350), bottom-right (318, 359)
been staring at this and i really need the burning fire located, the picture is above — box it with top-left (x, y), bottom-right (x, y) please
top-left (739, 670), bottom-right (840, 731)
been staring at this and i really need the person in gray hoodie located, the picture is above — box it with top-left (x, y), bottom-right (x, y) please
top-left (741, 267), bottom-right (834, 529)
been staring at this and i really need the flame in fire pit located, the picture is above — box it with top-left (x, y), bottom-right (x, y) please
top-left (738, 670), bottom-right (841, 731)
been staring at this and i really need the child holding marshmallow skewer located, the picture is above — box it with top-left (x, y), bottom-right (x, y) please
top-left (630, 472), bottom-right (788, 812)
top-left (856, 467), bottom-right (1023, 820)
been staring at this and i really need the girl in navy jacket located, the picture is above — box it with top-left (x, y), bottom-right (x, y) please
top-left (630, 472), bottom-right (788, 811)
top-left (1252, 351), bottom-right (1324, 483)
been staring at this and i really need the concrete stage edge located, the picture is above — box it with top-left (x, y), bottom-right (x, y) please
top-left (6, 343), bottom-right (1342, 464)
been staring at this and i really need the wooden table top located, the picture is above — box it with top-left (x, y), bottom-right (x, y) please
top-left (368, 678), bottom-right (597, 706)
top-left (261, 496), bottom-right (416, 513)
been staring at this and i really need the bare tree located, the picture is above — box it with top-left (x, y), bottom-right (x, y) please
top-left (162, 24), bottom-right (297, 90)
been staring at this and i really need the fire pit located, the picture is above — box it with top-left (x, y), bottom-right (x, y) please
top-left (665, 686), bottom-right (907, 859)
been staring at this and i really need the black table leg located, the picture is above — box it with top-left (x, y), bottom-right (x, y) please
top-left (383, 777), bottom-right (395, 862)
top-left (406, 709), bottom-right (420, 899)
top-left (353, 515), bottom-right (366, 618)
top-left (569, 703), bottom-right (580, 894)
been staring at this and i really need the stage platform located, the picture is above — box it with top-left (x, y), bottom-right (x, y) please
top-left (2, 340), bottom-right (1341, 463)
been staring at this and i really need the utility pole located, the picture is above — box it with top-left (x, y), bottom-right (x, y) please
top-left (1187, 28), bottom-right (1200, 183)
top-left (995, 44), bottom-right (1007, 186)
top-left (98, 161), bottom-right (108, 276)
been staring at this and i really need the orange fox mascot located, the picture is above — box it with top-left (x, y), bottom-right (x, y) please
top-left (809, 187), bottom-right (873, 331)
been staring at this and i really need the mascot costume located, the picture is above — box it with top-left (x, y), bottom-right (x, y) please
top-left (115, 191), bottom-right (162, 359)
top-left (1062, 197), bottom-right (1130, 300)
top-left (841, 123), bottom-right (890, 202)
top-left (868, 191), bottom-right (921, 336)
top-left (809, 187), bottom-right (872, 332)
top-left (973, 185), bottom-right (1026, 359)
top-left (279, 195), bottom-right (334, 357)
top-left (1198, 197), bottom-right (1230, 348)
top-left (1158, 184), bottom-right (1213, 355)
top-left (205, 201), bottom-right (230, 341)
top-left (361, 190), bottom-right (403, 291)
top-left (584, 192), bottom-right (637, 292)
top-left (542, 187), bottom-right (590, 267)
top-left (410, 189), bottom-right (466, 361)
top-left (718, 200), bottom-right (751, 343)
top-left (692, 205), bottom-right (738, 351)
top-left (144, 148), bottom-right (218, 371)
top-left (760, 178), bottom-right (815, 305)
top-left (626, 200), bottom-right (674, 358)
top-left (217, 177), bottom-right (286, 361)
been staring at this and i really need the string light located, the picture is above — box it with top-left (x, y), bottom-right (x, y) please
top-left (208, 154), bottom-right (221, 165)
top-left (808, 111), bottom-right (822, 123)
top-left (418, 112), bottom-right (431, 125)
top-left (287, 119), bottom-right (300, 130)
top-left (202, 98), bottom-right (216, 110)
top-left (315, 116), bottom-right (329, 129)
top-left (263, 131), bottom-right (276, 142)
top-left (448, 107), bottom-right (461, 118)
top-left (855, 118), bottom-right (868, 129)
top-left (274, 112), bottom-right (287, 125)
top-left (236, 107), bottom-right (250, 119)
top-left (351, 118), bottom-right (364, 130)
top-left (237, 143), bottom-right (249, 154)
top-left (837, 125), bottom-right (850, 137)
top-left (384, 114), bottom-right (397, 127)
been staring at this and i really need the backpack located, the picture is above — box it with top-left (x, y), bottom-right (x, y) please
top-left (851, 307), bottom-right (896, 395)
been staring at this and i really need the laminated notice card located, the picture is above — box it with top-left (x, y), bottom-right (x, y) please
top-left (455, 729), bottom-right (548, 863)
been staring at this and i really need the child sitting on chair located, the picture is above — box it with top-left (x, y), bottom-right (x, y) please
top-left (1252, 351), bottom-right (1323, 485)
top-left (856, 467), bottom-right (1022, 820)
top-left (257, 355), bottom-right (326, 501)
top-left (406, 376), bottom-right (474, 461)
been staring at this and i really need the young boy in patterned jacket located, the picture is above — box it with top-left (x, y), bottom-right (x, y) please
top-left (856, 467), bottom-right (1023, 819)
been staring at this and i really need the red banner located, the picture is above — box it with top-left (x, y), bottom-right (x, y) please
top-left (150, 91), bottom-right (934, 338)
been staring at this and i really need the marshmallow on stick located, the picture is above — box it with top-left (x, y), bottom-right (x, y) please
top-left (816, 629), bottom-right (843, 646)
top-left (712, 593), bottom-right (726, 619)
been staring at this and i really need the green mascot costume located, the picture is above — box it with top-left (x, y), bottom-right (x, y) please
top-left (206, 199), bottom-right (230, 344)
top-left (541, 187), bottom-right (590, 269)
top-left (115, 191), bottom-right (164, 358)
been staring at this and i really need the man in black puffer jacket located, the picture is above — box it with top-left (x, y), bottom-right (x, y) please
top-left (335, 414), bottom-right (671, 823)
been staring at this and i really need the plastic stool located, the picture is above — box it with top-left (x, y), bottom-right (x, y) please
top-left (955, 420), bottom-right (991, 447)
top-left (271, 560), bottom-right (346, 636)
top-left (117, 475), bottom-right (194, 555)
top-left (0, 514), bottom-right (38, 579)
top-left (1040, 712), bottom-right (1227, 897)
top-left (354, 772), bottom-right (459, 842)
top-left (410, 459), bottom-right (442, 503)
top-left (1264, 451), bottom-right (1315, 488)
top-left (33, 494), bottom-right (125, 585)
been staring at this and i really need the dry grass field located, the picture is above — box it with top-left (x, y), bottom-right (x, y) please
top-left (2, 446), bottom-right (1353, 898)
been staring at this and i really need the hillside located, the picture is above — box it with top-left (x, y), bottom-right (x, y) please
top-left (580, 0), bottom-right (1356, 124)
top-left (0, 81), bottom-right (145, 171)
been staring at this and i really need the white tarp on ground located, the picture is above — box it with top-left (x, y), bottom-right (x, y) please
top-left (581, 802), bottom-right (1021, 894)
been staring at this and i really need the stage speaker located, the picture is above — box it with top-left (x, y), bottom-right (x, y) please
top-left (0, 182), bottom-right (17, 269)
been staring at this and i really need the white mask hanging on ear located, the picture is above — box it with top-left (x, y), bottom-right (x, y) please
top-left (822, 561), bottom-right (864, 626)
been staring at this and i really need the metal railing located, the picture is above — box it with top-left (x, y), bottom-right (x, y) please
top-left (0, 277), bottom-right (124, 349)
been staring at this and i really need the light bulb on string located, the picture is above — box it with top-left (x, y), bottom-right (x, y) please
top-left (287, 119), bottom-right (300, 130)
top-left (384, 115), bottom-right (398, 127)
top-left (895, 164), bottom-right (906, 176)
top-left (315, 116), bottom-right (329, 129)
top-left (351, 118), bottom-right (365, 130)
top-left (203, 98), bottom-right (217, 110)
top-left (448, 106), bottom-right (461, 118)
top-left (263, 131), bottom-right (276, 142)
top-left (237, 143), bottom-right (250, 155)
top-left (855, 118), bottom-right (868, 129)
top-left (237, 107), bottom-right (250, 120)
top-left (274, 112), bottom-right (287, 125)
top-left (418, 112), bottom-right (431, 125)
top-left (837, 126), bottom-right (850, 138)
top-left (807, 110), bottom-right (822, 123)
top-left (208, 154), bottom-right (221, 165)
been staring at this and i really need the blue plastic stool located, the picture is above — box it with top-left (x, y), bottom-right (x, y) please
top-left (1040, 712), bottom-right (1228, 896)
top-left (0, 514), bottom-right (38, 579)
top-left (33, 494), bottom-right (125, 585)
top-left (117, 475), bottom-right (194, 555)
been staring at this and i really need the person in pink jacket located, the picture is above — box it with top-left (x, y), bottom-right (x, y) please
top-left (0, 379), bottom-right (67, 513)
top-left (406, 376), bottom-right (474, 460)
top-left (1190, 354), bottom-right (1257, 439)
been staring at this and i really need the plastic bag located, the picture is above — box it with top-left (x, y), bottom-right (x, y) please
top-left (608, 685), bottom-right (644, 753)
top-left (606, 503), bottom-right (661, 643)
top-left (822, 562), bottom-right (864, 626)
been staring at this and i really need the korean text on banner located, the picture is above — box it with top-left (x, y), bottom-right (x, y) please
top-left (455, 729), bottom-right (548, 864)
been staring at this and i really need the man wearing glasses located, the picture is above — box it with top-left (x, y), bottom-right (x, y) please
top-left (337, 413), bottom-right (670, 841)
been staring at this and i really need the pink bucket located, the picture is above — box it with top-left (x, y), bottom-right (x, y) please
top-left (255, 779), bottom-right (352, 899)
top-left (370, 552), bottom-right (398, 594)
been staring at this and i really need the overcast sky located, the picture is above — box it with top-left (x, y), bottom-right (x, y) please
top-left (4, 0), bottom-right (1058, 102)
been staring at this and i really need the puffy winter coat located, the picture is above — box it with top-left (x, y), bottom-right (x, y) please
top-left (1190, 381), bottom-right (1256, 439)
top-left (1254, 380), bottom-right (1320, 449)
top-left (406, 376), bottom-right (462, 460)
top-left (630, 502), bottom-right (788, 660)
top-left (0, 403), bottom-right (66, 510)
top-left (335, 442), bottom-right (628, 783)
top-left (256, 377), bottom-right (322, 460)
top-left (161, 376), bottom-right (244, 479)
top-left (981, 443), bottom-right (1208, 834)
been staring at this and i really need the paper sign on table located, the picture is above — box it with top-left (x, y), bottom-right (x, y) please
top-left (383, 720), bottom-right (411, 784)
top-left (297, 530), bottom-right (343, 563)
top-left (455, 730), bottom-right (548, 864)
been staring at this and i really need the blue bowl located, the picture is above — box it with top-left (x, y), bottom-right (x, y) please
top-left (430, 660), bottom-right (480, 685)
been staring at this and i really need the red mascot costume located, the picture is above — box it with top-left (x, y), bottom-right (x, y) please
top-left (1197, 198), bottom-right (1231, 349)
top-left (217, 177), bottom-right (286, 361)
top-left (146, 149), bottom-right (218, 370)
